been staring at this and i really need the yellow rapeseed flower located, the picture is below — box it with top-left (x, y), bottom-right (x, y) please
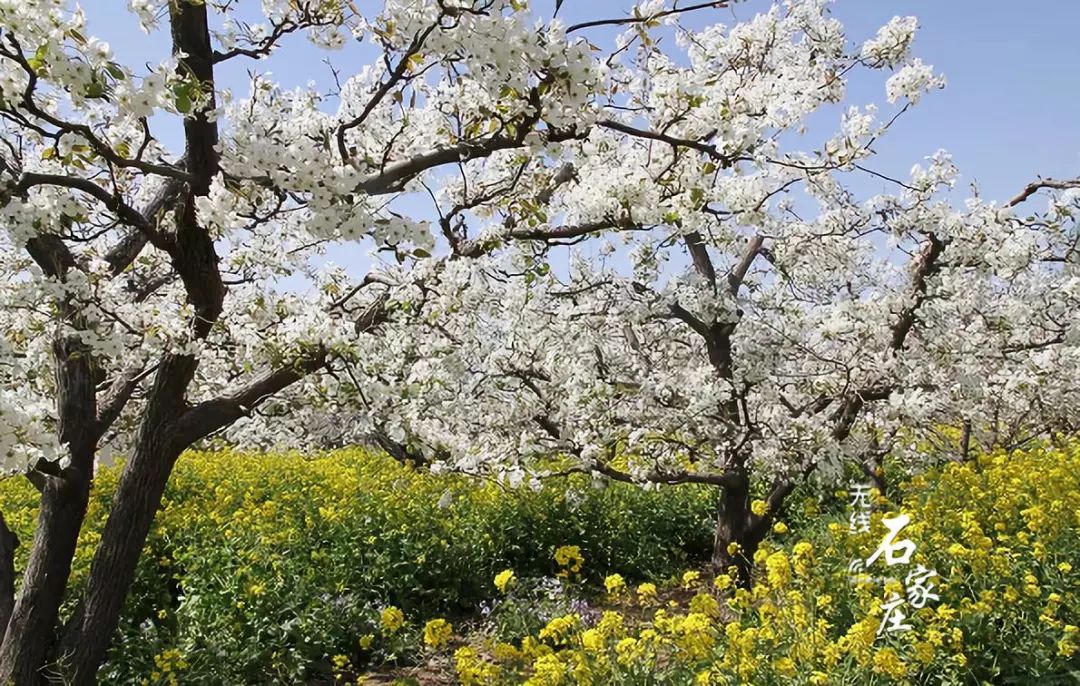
top-left (455, 646), bottom-right (500, 685)
top-left (423, 618), bottom-right (453, 649)
top-left (690, 592), bottom-right (721, 618)
top-left (379, 606), bottom-right (405, 634)
top-left (637, 582), bottom-right (658, 602)
top-left (526, 654), bottom-right (566, 686)
top-left (872, 647), bottom-right (907, 679)
top-left (765, 551), bottom-right (792, 588)
top-left (604, 573), bottom-right (626, 595)
top-left (539, 614), bottom-right (580, 646)
top-left (494, 568), bottom-right (516, 593)
top-left (553, 545), bottom-right (584, 576)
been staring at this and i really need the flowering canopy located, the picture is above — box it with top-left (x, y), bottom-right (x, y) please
top-left (1, 0), bottom-right (1078, 488)
top-left (194, 3), bottom-right (1080, 497)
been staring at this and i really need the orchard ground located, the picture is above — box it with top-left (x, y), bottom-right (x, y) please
top-left (1, 443), bottom-right (1078, 685)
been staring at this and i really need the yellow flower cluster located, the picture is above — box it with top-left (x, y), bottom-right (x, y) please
top-left (603, 573), bottom-right (626, 596)
top-left (423, 618), bottom-right (453, 649)
top-left (636, 582), bottom-right (658, 602)
top-left (472, 442), bottom-right (1080, 684)
top-left (539, 614), bottom-right (581, 646)
top-left (554, 545), bottom-right (584, 578)
top-left (454, 646), bottom-right (501, 685)
top-left (146, 648), bottom-right (187, 686)
top-left (379, 605), bottom-right (405, 634)
top-left (495, 568), bottom-right (517, 594)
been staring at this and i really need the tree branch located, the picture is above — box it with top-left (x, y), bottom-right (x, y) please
top-left (889, 233), bottom-right (945, 352)
top-left (727, 235), bottom-right (764, 295)
top-left (94, 364), bottom-right (157, 440)
top-left (336, 22), bottom-right (440, 163)
top-left (357, 126), bottom-right (585, 195)
top-left (1007, 177), bottom-right (1080, 208)
top-left (598, 119), bottom-right (744, 167)
top-left (103, 172), bottom-right (186, 276)
top-left (508, 217), bottom-right (644, 241)
top-left (14, 173), bottom-right (167, 251)
top-left (567, 1), bottom-right (728, 34)
top-left (0, 512), bottom-right (17, 643)
top-left (173, 352), bottom-right (329, 447)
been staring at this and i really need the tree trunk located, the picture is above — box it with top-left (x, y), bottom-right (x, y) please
top-left (711, 471), bottom-right (792, 588)
top-left (0, 334), bottom-right (96, 684)
top-left (54, 423), bottom-right (184, 684)
top-left (51, 2), bottom-right (223, 679)
top-left (0, 477), bottom-right (92, 683)
top-left (861, 452), bottom-right (887, 498)
top-left (0, 512), bottom-right (18, 639)
top-left (711, 476), bottom-right (755, 586)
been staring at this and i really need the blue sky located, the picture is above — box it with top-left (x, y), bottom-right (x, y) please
top-left (87, 1), bottom-right (1080, 200)
top-left (83, 1), bottom-right (1079, 278)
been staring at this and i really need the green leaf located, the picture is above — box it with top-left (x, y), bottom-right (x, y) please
top-left (84, 80), bottom-right (106, 98)
top-left (175, 91), bottom-right (192, 114)
top-left (27, 45), bottom-right (48, 72)
top-left (173, 81), bottom-right (195, 114)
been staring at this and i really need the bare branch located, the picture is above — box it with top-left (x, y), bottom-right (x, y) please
top-left (14, 173), bottom-right (166, 251)
top-left (94, 364), bottom-right (157, 440)
top-left (509, 218), bottom-right (644, 241)
top-left (598, 119), bottom-right (743, 167)
top-left (685, 232), bottom-right (717, 287)
top-left (103, 171), bottom-right (186, 276)
top-left (890, 233), bottom-right (945, 352)
top-left (357, 126), bottom-right (585, 195)
top-left (727, 235), bottom-right (764, 295)
top-left (567, 1), bottom-right (728, 34)
top-left (1007, 177), bottom-right (1080, 208)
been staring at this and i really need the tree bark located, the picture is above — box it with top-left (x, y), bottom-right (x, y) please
top-left (861, 451), bottom-right (887, 497)
top-left (0, 476), bottom-right (91, 683)
top-left (54, 418), bottom-right (184, 684)
top-left (710, 474), bottom-right (767, 587)
top-left (0, 335), bottom-right (97, 684)
top-left (0, 512), bottom-right (18, 640)
top-left (46, 3), bottom-right (222, 678)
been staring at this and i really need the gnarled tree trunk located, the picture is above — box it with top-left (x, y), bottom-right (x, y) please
top-left (710, 473), bottom-right (771, 587)
top-left (55, 410), bottom-right (186, 683)
top-left (0, 239), bottom-right (99, 683)
top-left (0, 512), bottom-right (18, 640)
